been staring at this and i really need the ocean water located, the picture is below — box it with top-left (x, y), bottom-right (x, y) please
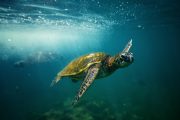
top-left (0, 0), bottom-right (180, 120)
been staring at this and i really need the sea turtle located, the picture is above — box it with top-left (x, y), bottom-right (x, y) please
top-left (51, 40), bottom-right (134, 105)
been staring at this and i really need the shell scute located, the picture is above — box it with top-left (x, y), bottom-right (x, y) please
top-left (59, 52), bottom-right (107, 76)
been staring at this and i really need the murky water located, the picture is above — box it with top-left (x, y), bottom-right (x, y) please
top-left (0, 0), bottom-right (179, 120)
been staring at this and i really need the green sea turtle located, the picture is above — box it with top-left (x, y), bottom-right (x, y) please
top-left (51, 40), bottom-right (134, 105)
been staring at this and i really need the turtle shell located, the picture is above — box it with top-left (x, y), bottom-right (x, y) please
top-left (59, 52), bottom-right (107, 77)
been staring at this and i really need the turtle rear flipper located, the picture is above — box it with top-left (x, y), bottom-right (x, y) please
top-left (50, 74), bottom-right (62, 87)
top-left (72, 64), bottom-right (100, 105)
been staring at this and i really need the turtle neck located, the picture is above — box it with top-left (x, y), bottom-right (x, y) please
top-left (105, 56), bottom-right (119, 73)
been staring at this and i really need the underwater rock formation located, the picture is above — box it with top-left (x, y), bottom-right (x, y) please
top-left (14, 60), bottom-right (26, 68)
top-left (28, 99), bottom-right (144, 120)
top-left (14, 51), bottom-right (63, 68)
top-left (28, 99), bottom-right (117, 120)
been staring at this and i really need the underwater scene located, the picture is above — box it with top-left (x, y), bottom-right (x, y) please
top-left (0, 0), bottom-right (180, 120)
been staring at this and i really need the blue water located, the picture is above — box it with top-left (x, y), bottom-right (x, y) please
top-left (0, 0), bottom-right (180, 120)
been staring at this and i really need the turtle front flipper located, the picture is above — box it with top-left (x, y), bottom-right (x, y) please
top-left (122, 39), bottom-right (132, 53)
top-left (72, 64), bottom-right (100, 105)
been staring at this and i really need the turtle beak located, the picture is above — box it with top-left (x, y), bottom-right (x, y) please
top-left (122, 39), bottom-right (132, 53)
top-left (128, 52), bottom-right (134, 63)
top-left (120, 52), bottom-right (134, 63)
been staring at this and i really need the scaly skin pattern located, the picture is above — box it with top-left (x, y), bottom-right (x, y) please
top-left (72, 66), bottom-right (99, 105)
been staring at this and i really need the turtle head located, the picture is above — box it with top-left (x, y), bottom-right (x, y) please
top-left (113, 52), bottom-right (134, 68)
top-left (113, 39), bottom-right (134, 68)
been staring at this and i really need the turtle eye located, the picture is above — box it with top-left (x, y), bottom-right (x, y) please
top-left (121, 55), bottom-right (126, 59)
top-left (121, 54), bottom-right (130, 62)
